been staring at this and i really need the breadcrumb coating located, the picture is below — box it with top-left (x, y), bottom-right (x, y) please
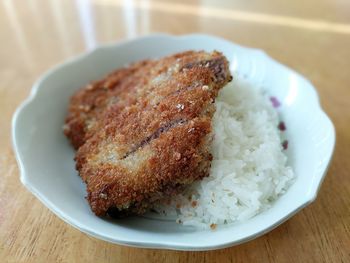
top-left (64, 51), bottom-right (232, 216)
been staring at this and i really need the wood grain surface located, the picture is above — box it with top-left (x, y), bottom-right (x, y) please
top-left (1, 0), bottom-right (349, 262)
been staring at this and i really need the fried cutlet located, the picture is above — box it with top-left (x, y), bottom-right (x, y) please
top-left (64, 51), bottom-right (230, 149)
top-left (66, 51), bottom-right (232, 217)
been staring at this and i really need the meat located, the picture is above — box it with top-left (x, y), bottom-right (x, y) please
top-left (65, 50), bottom-right (232, 217)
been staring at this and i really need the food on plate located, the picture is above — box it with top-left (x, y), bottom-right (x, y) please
top-left (65, 51), bottom-right (232, 216)
top-left (64, 50), bottom-right (294, 228)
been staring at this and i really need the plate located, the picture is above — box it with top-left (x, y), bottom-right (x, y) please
top-left (12, 34), bottom-right (335, 251)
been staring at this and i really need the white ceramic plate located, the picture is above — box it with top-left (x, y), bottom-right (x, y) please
top-left (12, 34), bottom-right (335, 251)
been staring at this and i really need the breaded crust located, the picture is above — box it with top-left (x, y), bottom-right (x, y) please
top-left (66, 51), bottom-right (232, 216)
top-left (64, 51), bottom-right (231, 149)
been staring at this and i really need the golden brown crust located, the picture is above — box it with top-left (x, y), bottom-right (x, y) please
top-left (83, 117), bottom-right (213, 216)
top-left (64, 61), bottom-right (155, 149)
top-left (64, 51), bottom-right (231, 149)
top-left (66, 50), bottom-right (231, 216)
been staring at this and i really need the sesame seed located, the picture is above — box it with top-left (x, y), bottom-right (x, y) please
top-left (176, 104), bottom-right (185, 110)
top-left (174, 152), bottom-right (181, 160)
top-left (79, 105), bottom-right (90, 112)
top-left (99, 193), bottom-right (108, 199)
top-left (62, 124), bottom-right (70, 131)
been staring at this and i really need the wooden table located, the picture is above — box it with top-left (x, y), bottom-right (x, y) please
top-left (1, 0), bottom-right (349, 262)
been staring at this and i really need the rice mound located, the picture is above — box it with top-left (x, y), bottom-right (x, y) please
top-left (154, 77), bottom-right (294, 229)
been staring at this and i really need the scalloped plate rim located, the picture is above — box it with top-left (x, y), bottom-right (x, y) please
top-left (11, 33), bottom-right (336, 251)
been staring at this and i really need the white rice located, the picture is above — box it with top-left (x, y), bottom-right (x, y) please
top-left (154, 77), bottom-right (294, 229)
